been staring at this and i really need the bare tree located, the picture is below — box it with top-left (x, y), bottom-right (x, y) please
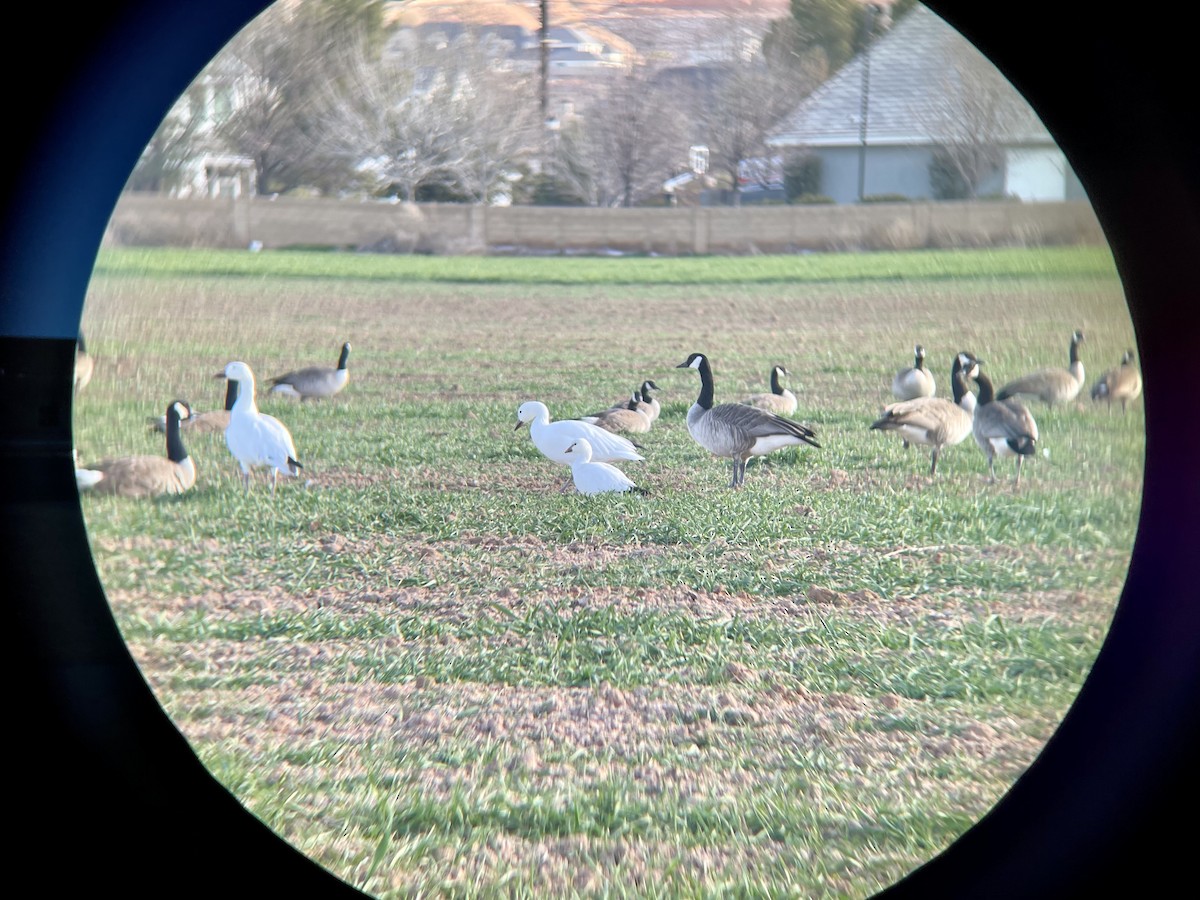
top-left (315, 29), bottom-right (539, 204)
top-left (551, 61), bottom-right (688, 208)
top-left (126, 81), bottom-right (208, 193)
top-left (698, 26), bottom-right (823, 206)
top-left (920, 36), bottom-right (1041, 199)
top-left (209, 0), bottom-right (384, 196)
top-left (445, 34), bottom-right (541, 204)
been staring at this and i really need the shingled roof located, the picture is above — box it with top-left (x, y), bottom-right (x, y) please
top-left (767, 4), bottom-right (1051, 148)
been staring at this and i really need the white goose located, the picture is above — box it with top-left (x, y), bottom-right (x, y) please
top-left (219, 361), bottom-right (303, 493)
top-left (515, 401), bottom-right (644, 466)
top-left (563, 438), bottom-right (644, 495)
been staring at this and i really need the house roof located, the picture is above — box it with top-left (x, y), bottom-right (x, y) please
top-left (767, 4), bottom-right (1052, 149)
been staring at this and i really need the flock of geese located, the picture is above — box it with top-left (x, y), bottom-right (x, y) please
top-left (72, 330), bottom-right (1142, 499)
top-left (74, 341), bottom-right (351, 498)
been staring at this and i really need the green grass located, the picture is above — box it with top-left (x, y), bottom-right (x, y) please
top-left (77, 244), bottom-right (1140, 899)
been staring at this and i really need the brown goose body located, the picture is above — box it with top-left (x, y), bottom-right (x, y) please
top-left (150, 379), bottom-right (238, 434)
top-left (744, 365), bottom-right (798, 415)
top-left (77, 400), bottom-right (196, 498)
top-left (582, 391), bottom-right (654, 434)
top-left (1090, 350), bottom-right (1142, 412)
top-left (871, 353), bottom-right (978, 476)
top-left (997, 330), bottom-right (1085, 405)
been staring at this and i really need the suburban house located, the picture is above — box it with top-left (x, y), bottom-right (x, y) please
top-left (766, 4), bottom-right (1086, 205)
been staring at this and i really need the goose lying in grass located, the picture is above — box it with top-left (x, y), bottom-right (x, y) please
top-left (632, 380), bottom-right (661, 422)
top-left (744, 364), bottom-right (797, 414)
top-left (972, 361), bottom-right (1039, 486)
top-left (149, 378), bottom-right (238, 434)
top-left (268, 341), bottom-right (351, 401)
top-left (563, 438), bottom-right (645, 495)
top-left (1090, 349), bottom-right (1142, 413)
top-left (871, 352), bottom-right (978, 477)
top-left (892, 344), bottom-right (936, 401)
top-left (997, 329), bottom-right (1085, 405)
top-left (581, 391), bottom-right (653, 434)
top-left (219, 361), bottom-right (303, 494)
top-left (677, 352), bottom-right (820, 488)
top-left (76, 400), bottom-right (196, 498)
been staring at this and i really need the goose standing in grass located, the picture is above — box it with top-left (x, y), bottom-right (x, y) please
top-left (892, 344), bottom-right (936, 402)
top-left (997, 329), bottom-right (1086, 405)
top-left (268, 341), bottom-right (351, 401)
top-left (676, 352), bottom-right (820, 488)
top-left (1091, 349), bottom-right (1142, 413)
top-left (76, 400), bottom-right (196, 498)
top-left (581, 391), bottom-right (653, 435)
top-left (149, 378), bottom-right (238, 434)
top-left (219, 361), bottom-right (303, 494)
top-left (74, 333), bottom-right (94, 394)
top-left (743, 365), bottom-right (798, 415)
top-left (563, 438), bottom-right (644, 495)
top-left (972, 361), bottom-right (1039, 486)
top-left (870, 352), bottom-right (979, 477)
top-left (516, 400), bottom-right (644, 468)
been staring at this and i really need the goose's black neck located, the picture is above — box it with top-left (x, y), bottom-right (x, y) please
top-left (1069, 335), bottom-right (1081, 365)
top-left (694, 357), bottom-right (715, 410)
top-left (770, 367), bottom-right (784, 395)
top-left (949, 357), bottom-right (966, 404)
top-left (165, 406), bottom-right (189, 463)
top-left (223, 379), bottom-right (239, 410)
top-left (974, 371), bottom-right (996, 405)
top-left (338, 344), bottom-right (351, 370)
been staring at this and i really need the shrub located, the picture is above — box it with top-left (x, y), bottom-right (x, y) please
top-left (784, 153), bottom-right (822, 201)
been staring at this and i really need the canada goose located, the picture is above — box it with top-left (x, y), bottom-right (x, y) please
top-left (76, 400), bottom-right (196, 498)
top-left (581, 391), bottom-right (653, 434)
top-left (219, 361), bottom-right (303, 493)
top-left (631, 380), bottom-right (661, 422)
top-left (972, 363), bottom-right (1039, 486)
top-left (563, 438), bottom-right (645, 495)
top-left (74, 333), bottom-right (94, 394)
top-left (267, 341), bottom-right (351, 401)
top-left (997, 329), bottom-right (1086, 405)
top-left (515, 400), bottom-right (644, 468)
top-left (676, 352), bottom-right (820, 488)
top-left (744, 365), bottom-right (798, 415)
top-left (149, 378), bottom-right (239, 434)
top-left (1090, 349), bottom-right (1142, 413)
top-left (892, 344), bottom-right (936, 402)
top-left (871, 352), bottom-right (979, 477)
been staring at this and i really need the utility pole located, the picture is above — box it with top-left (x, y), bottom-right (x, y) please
top-left (540, 0), bottom-right (549, 124)
top-left (857, 4), bottom-right (881, 203)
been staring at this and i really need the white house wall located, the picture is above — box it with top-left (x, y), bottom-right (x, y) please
top-left (816, 146), bottom-right (936, 204)
top-left (1005, 147), bottom-right (1067, 201)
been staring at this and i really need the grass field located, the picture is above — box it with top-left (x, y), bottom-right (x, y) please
top-left (77, 244), bottom-right (1142, 898)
